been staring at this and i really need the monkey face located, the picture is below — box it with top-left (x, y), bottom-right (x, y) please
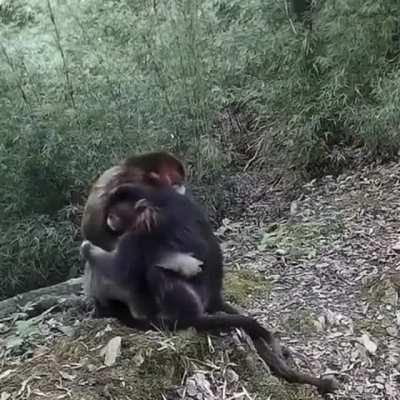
top-left (107, 185), bottom-right (160, 234)
top-left (131, 198), bottom-right (159, 233)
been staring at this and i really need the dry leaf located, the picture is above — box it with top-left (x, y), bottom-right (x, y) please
top-left (386, 327), bottom-right (398, 337)
top-left (133, 351), bottom-right (145, 367)
top-left (392, 242), bottom-right (400, 252)
top-left (359, 333), bottom-right (378, 355)
top-left (290, 201), bottom-right (298, 216)
top-left (0, 370), bottom-right (15, 381)
top-left (59, 371), bottom-right (76, 381)
top-left (101, 336), bottom-right (122, 367)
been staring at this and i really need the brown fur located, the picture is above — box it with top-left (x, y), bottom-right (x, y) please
top-left (81, 151), bottom-right (186, 251)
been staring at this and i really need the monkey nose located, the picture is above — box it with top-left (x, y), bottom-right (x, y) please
top-left (134, 198), bottom-right (150, 210)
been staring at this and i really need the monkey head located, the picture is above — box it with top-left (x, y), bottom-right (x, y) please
top-left (106, 184), bottom-right (161, 235)
top-left (122, 151), bottom-right (186, 194)
top-left (81, 151), bottom-right (187, 251)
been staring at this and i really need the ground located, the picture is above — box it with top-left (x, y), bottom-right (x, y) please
top-left (1, 161), bottom-right (399, 399)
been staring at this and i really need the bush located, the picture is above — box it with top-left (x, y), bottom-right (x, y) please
top-left (0, 209), bottom-right (79, 300)
top-left (1, 0), bottom-right (400, 297)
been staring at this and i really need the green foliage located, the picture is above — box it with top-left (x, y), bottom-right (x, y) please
top-left (0, 210), bottom-right (78, 300)
top-left (0, 0), bottom-right (35, 27)
top-left (1, 0), bottom-right (400, 296)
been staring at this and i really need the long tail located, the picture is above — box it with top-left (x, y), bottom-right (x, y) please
top-left (115, 308), bottom-right (338, 394)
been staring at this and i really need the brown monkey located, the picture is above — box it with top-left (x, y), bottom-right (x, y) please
top-left (80, 183), bottom-right (339, 395)
top-left (81, 240), bottom-right (203, 319)
top-left (81, 151), bottom-right (203, 317)
top-left (81, 151), bottom-right (187, 252)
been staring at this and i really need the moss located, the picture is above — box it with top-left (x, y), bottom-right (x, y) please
top-left (353, 318), bottom-right (388, 338)
top-left (259, 220), bottom-right (344, 258)
top-left (361, 275), bottom-right (399, 307)
top-left (285, 309), bottom-right (316, 335)
top-left (224, 269), bottom-right (272, 306)
top-left (249, 380), bottom-right (318, 400)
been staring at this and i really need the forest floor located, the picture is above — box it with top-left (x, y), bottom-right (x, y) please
top-left (0, 161), bottom-right (399, 400)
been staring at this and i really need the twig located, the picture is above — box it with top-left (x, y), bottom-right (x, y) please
top-left (47, 0), bottom-right (76, 108)
top-left (284, 0), bottom-right (298, 35)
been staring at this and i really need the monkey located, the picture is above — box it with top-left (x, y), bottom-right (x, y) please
top-left (80, 182), bottom-right (339, 395)
top-left (81, 151), bottom-right (187, 252)
top-left (81, 240), bottom-right (203, 320)
top-left (106, 199), bottom-right (138, 234)
top-left (101, 184), bottom-right (205, 279)
top-left (80, 151), bottom-right (204, 314)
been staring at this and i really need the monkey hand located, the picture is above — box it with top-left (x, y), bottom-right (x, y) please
top-left (176, 254), bottom-right (203, 278)
top-left (156, 252), bottom-right (204, 278)
top-left (80, 240), bottom-right (93, 261)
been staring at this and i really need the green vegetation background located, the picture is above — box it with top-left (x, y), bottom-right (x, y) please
top-left (1, 0), bottom-right (399, 299)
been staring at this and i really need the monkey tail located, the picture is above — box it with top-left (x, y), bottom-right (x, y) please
top-left (114, 310), bottom-right (338, 394)
top-left (169, 314), bottom-right (339, 395)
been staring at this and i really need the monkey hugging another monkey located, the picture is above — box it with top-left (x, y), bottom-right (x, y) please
top-left (80, 151), bottom-right (338, 395)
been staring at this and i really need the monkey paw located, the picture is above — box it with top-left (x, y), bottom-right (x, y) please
top-left (156, 252), bottom-right (203, 278)
top-left (80, 240), bottom-right (93, 260)
top-left (177, 254), bottom-right (203, 278)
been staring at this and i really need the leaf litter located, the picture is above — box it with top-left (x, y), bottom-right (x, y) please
top-left (1, 161), bottom-right (400, 398)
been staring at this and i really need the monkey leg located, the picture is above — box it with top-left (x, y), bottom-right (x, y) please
top-left (92, 299), bottom-right (117, 318)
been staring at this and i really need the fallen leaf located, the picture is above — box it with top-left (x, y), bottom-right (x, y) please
top-left (132, 351), bottom-right (145, 367)
top-left (101, 336), bottom-right (122, 366)
top-left (359, 332), bottom-right (378, 355)
top-left (225, 368), bottom-right (239, 383)
top-left (0, 370), bottom-right (15, 381)
top-left (5, 336), bottom-right (23, 350)
top-left (59, 371), bottom-right (76, 381)
top-left (392, 242), bottom-right (400, 252)
top-left (386, 326), bottom-right (398, 337)
top-left (290, 201), bottom-right (298, 216)
top-left (313, 316), bottom-right (326, 331)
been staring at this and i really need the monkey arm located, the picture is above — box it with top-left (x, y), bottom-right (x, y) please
top-left (81, 239), bottom-right (203, 280)
top-left (80, 240), bottom-right (118, 277)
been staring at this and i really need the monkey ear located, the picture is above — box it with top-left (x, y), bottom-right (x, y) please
top-left (147, 168), bottom-right (186, 195)
top-left (150, 153), bottom-right (186, 185)
top-left (107, 213), bottom-right (122, 232)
